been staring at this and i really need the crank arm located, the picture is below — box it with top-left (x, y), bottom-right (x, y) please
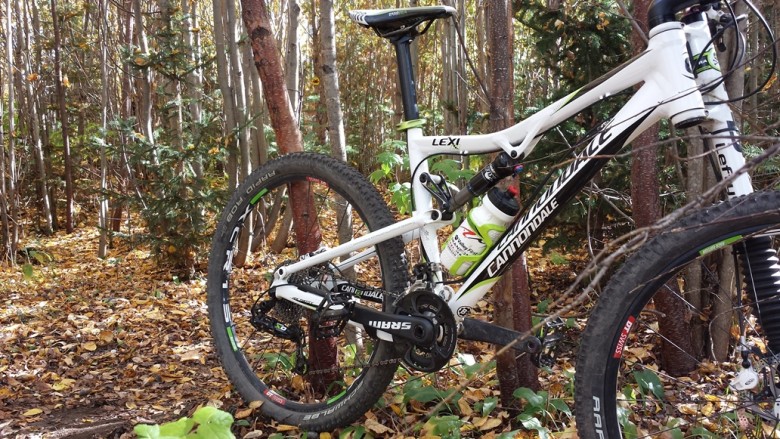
top-left (459, 318), bottom-right (542, 353)
top-left (272, 283), bottom-right (435, 345)
top-left (349, 305), bottom-right (435, 346)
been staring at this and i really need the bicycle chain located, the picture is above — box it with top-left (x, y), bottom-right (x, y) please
top-left (277, 262), bottom-right (407, 377)
top-left (300, 357), bottom-right (404, 376)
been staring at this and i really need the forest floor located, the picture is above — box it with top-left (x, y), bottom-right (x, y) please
top-left (0, 227), bottom-right (589, 438)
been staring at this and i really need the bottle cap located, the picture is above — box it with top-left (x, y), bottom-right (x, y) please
top-left (486, 187), bottom-right (520, 218)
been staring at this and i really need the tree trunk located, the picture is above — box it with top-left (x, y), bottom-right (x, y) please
top-left (226, 0), bottom-right (251, 181)
top-left (98, 0), bottom-right (110, 257)
top-left (213, 0), bottom-right (238, 188)
top-left (488, 0), bottom-right (539, 409)
top-left (285, 1), bottom-right (301, 120)
top-left (308, 0), bottom-right (327, 146)
top-left (319, 0), bottom-right (346, 162)
top-left (132, 0), bottom-right (155, 151)
top-left (684, 133), bottom-right (705, 357)
top-left (22, 0), bottom-right (52, 235)
top-left (319, 0), bottom-right (352, 249)
top-left (455, 0), bottom-right (467, 135)
top-left (0, 61), bottom-right (9, 263)
top-left (225, 0), bottom-right (253, 268)
top-left (184, 0), bottom-right (204, 179)
top-left (629, 0), bottom-right (696, 376)
top-left (4, 0), bottom-right (19, 261)
top-left (243, 41), bottom-right (268, 168)
top-left (113, 0), bottom-right (135, 235)
top-left (241, 0), bottom-right (332, 391)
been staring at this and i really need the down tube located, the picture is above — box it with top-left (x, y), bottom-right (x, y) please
top-left (448, 106), bottom-right (659, 318)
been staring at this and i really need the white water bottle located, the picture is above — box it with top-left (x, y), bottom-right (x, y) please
top-left (441, 186), bottom-right (519, 276)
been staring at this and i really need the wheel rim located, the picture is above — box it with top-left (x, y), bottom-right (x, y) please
top-left (603, 230), bottom-right (780, 438)
top-left (214, 173), bottom-right (395, 410)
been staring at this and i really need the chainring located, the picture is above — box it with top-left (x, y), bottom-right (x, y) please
top-left (396, 289), bottom-right (457, 373)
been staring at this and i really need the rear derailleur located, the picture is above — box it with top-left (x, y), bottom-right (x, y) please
top-left (250, 298), bottom-right (309, 374)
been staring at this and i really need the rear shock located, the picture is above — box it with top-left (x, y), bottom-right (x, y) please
top-left (738, 237), bottom-right (780, 355)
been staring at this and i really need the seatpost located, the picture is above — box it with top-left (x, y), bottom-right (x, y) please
top-left (392, 34), bottom-right (421, 121)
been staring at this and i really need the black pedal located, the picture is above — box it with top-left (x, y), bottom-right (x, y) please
top-left (312, 292), bottom-right (354, 340)
top-left (534, 317), bottom-right (565, 368)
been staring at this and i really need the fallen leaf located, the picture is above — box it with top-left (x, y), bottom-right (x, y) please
top-left (82, 341), bottom-right (97, 352)
top-left (179, 350), bottom-right (200, 362)
top-left (276, 424), bottom-right (298, 432)
top-left (479, 417), bottom-right (502, 431)
top-left (51, 379), bottom-right (76, 391)
top-left (457, 398), bottom-right (473, 416)
top-left (98, 330), bottom-right (113, 343)
top-left (365, 418), bottom-right (393, 435)
top-left (677, 403), bottom-right (697, 415)
top-left (23, 408), bottom-right (43, 417)
top-left (234, 408), bottom-right (253, 419)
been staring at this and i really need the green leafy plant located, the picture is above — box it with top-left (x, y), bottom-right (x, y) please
top-left (424, 415), bottom-right (464, 438)
top-left (134, 406), bottom-right (235, 439)
top-left (514, 387), bottom-right (572, 438)
top-left (632, 369), bottom-right (665, 400)
top-left (339, 425), bottom-right (368, 439)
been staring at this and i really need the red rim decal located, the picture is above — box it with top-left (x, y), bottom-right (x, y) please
top-left (613, 316), bottom-right (636, 358)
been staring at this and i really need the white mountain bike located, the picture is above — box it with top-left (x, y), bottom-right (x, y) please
top-left (207, 0), bottom-right (780, 436)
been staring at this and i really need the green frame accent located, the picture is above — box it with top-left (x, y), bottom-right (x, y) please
top-left (699, 235), bottom-right (743, 256)
top-left (327, 390), bottom-right (347, 404)
top-left (693, 49), bottom-right (720, 74)
top-left (250, 188), bottom-right (269, 205)
top-left (457, 277), bottom-right (499, 300)
top-left (396, 118), bottom-right (427, 131)
top-left (227, 326), bottom-right (239, 351)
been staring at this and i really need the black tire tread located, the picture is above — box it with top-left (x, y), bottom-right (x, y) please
top-left (207, 153), bottom-right (408, 431)
top-left (575, 191), bottom-right (780, 438)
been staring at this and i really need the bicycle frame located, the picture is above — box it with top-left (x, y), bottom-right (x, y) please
top-left (271, 13), bottom-right (753, 335)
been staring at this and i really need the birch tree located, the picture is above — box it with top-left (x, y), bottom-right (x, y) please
top-left (4, 0), bottom-right (19, 261)
top-left (286, 1), bottom-right (301, 120)
top-left (22, 0), bottom-right (52, 236)
top-left (98, 0), bottom-right (110, 257)
top-left (319, 0), bottom-right (346, 162)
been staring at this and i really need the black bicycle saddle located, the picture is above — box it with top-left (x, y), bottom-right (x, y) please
top-left (349, 6), bottom-right (456, 38)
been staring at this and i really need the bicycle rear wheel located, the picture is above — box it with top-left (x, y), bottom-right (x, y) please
top-left (207, 153), bottom-right (408, 431)
top-left (576, 191), bottom-right (780, 438)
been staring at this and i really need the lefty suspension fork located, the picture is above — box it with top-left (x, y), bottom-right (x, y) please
top-left (684, 8), bottom-right (780, 356)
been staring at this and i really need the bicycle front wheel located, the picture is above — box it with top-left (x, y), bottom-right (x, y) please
top-left (207, 153), bottom-right (409, 431)
top-left (576, 191), bottom-right (780, 438)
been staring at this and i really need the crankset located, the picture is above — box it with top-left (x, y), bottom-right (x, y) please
top-left (395, 289), bottom-right (458, 373)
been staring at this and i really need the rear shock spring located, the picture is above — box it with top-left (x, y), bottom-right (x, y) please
top-left (738, 236), bottom-right (780, 355)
